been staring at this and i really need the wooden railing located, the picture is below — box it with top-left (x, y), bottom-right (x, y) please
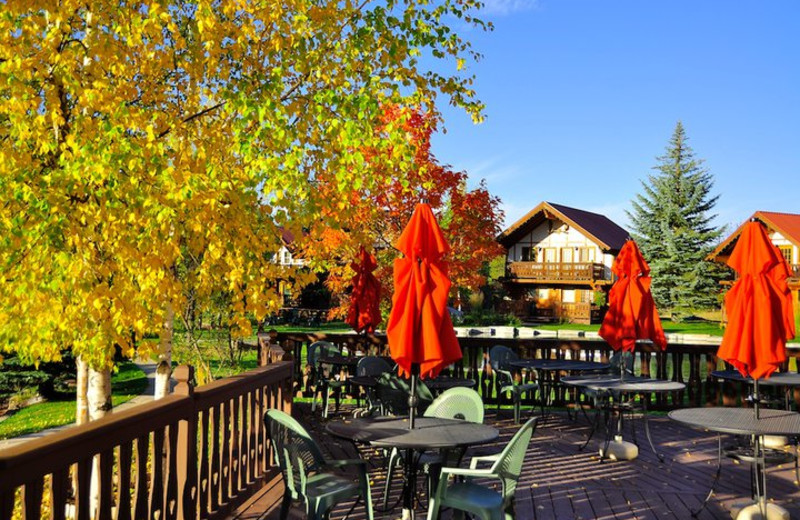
top-left (276, 331), bottom-right (800, 412)
top-left (0, 350), bottom-right (293, 520)
top-left (507, 262), bottom-right (607, 282)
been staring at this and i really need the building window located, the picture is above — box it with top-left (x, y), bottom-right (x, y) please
top-left (779, 246), bottom-right (792, 265)
top-left (521, 246), bottom-right (532, 261)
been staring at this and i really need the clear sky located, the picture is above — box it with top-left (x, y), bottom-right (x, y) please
top-left (431, 0), bottom-right (800, 234)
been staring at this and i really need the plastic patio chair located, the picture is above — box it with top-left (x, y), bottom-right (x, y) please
top-left (383, 387), bottom-right (485, 509)
top-left (427, 416), bottom-right (538, 520)
top-left (265, 409), bottom-right (374, 520)
top-left (356, 356), bottom-right (393, 415)
top-left (375, 372), bottom-right (434, 417)
top-left (308, 341), bottom-right (347, 418)
top-left (489, 345), bottom-right (539, 424)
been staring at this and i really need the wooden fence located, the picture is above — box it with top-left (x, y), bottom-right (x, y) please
top-left (0, 350), bottom-right (293, 520)
top-left (275, 331), bottom-right (800, 411)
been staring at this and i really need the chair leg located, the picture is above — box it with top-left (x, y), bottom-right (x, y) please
top-left (383, 448), bottom-right (400, 510)
top-left (279, 492), bottom-right (292, 520)
top-left (513, 393), bottom-right (521, 425)
top-left (322, 384), bottom-right (330, 418)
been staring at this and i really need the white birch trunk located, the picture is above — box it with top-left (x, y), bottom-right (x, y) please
top-left (75, 356), bottom-right (89, 425)
top-left (88, 366), bottom-right (111, 518)
top-left (154, 302), bottom-right (174, 399)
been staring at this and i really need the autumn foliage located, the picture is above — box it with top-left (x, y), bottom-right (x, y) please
top-left (314, 106), bottom-right (505, 321)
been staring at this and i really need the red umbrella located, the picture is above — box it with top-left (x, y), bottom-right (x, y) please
top-left (717, 220), bottom-right (795, 381)
top-left (346, 246), bottom-right (381, 334)
top-left (386, 203), bottom-right (462, 426)
top-left (387, 203), bottom-right (461, 378)
top-left (599, 239), bottom-right (667, 353)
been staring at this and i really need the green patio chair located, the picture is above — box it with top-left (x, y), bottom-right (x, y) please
top-left (308, 341), bottom-right (347, 418)
top-left (383, 387), bottom-right (485, 509)
top-left (489, 345), bottom-right (539, 424)
top-left (427, 417), bottom-right (538, 520)
top-left (265, 409), bottom-right (374, 520)
top-left (375, 372), bottom-right (433, 416)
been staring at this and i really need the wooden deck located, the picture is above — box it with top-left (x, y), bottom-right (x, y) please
top-left (229, 403), bottom-right (800, 520)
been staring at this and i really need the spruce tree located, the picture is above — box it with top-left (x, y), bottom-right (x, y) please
top-left (627, 122), bottom-right (726, 318)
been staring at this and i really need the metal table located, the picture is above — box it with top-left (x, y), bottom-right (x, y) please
top-left (712, 370), bottom-right (800, 410)
top-left (562, 374), bottom-right (685, 461)
top-left (670, 407), bottom-right (800, 519)
top-left (327, 416), bottom-right (498, 519)
top-left (510, 359), bottom-right (610, 416)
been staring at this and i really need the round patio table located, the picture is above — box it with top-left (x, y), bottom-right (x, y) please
top-left (669, 407), bottom-right (800, 519)
top-left (327, 416), bottom-right (498, 519)
top-left (510, 359), bottom-right (610, 416)
top-left (561, 374), bottom-right (685, 461)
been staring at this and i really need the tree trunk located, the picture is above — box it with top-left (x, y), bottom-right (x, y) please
top-left (87, 366), bottom-right (111, 421)
top-left (154, 302), bottom-right (174, 399)
top-left (88, 366), bottom-right (111, 518)
top-left (75, 356), bottom-right (89, 425)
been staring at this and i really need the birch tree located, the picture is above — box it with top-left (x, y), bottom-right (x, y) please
top-left (0, 1), bottom-right (490, 401)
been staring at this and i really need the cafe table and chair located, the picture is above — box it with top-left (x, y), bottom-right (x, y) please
top-left (508, 357), bottom-right (610, 419)
top-left (670, 407), bottom-right (800, 520)
top-left (561, 373), bottom-right (685, 461)
top-left (327, 415), bottom-right (499, 520)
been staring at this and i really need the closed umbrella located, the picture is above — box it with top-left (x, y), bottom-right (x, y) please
top-left (597, 239), bottom-right (666, 461)
top-left (346, 246), bottom-right (382, 334)
top-left (717, 220), bottom-right (795, 417)
top-left (386, 202), bottom-right (462, 428)
top-left (599, 239), bottom-right (667, 359)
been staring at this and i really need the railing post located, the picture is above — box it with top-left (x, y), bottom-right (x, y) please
top-left (175, 365), bottom-right (197, 520)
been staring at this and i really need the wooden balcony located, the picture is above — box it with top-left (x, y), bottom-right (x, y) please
top-left (507, 261), bottom-right (608, 284)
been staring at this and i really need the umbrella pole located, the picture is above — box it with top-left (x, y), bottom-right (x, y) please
top-left (409, 363), bottom-right (419, 429)
top-left (754, 378), bottom-right (760, 420)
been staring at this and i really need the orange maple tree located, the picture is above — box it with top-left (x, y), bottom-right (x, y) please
top-left (301, 105), bottom-right (504, 320)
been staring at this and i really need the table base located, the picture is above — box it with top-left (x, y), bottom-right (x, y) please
top-left (731, 500), bottom-right (790, 520)
top-left (600, 436), bottom-right (638, 461)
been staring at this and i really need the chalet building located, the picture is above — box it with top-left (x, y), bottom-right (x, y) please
top-left (497, 202), bottom-right (629, 324)
top-left (707, 211), bottom-right (800, 304)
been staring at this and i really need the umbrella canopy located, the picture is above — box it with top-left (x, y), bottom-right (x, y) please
top-left (386, 203), bottom-right (462, 379)
top-left (346, 246), bottom-right (382, 334)
top-left (599, 239), bottom-right (667, 352)
top-left (717, 221), bottom-right (796, 380)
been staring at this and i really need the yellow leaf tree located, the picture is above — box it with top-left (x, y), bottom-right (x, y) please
top-left (0, 0), bottom-right (490, 402)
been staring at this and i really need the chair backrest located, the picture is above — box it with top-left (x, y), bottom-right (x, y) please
top-left (608, 351), bottom-right (634, 375)
top-left (424, 387), bottom-right (484, 423)
top-left (357, 356), bottom-right (393, 377)
top-left (489, 417), bottom-right (538, 510)
top-left (308, 340), bottom-right (338, 367)
top-left (489, 345), bottom-right (518, 381)
top-left (376, 373), bottom-right (433, 416)
top-left (265, 409), bottom-right (326, 498)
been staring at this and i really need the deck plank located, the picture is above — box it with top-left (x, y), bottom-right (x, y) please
top-left (227, 404), bottom-right (800, 520)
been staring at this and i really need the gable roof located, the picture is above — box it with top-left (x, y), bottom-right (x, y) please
top-left (708, 211), bottom-right (800, 262)
top-left (497, 201), bottom-right (629, 252)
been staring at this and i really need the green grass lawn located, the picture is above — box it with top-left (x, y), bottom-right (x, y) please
top-left (0, 362), bottom-right (148, 440)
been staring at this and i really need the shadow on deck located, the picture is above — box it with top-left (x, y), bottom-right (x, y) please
top-left (229, 403), bottom-right (800, 520)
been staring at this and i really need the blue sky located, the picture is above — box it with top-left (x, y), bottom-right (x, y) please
top-left (431, 0), bottom-right (799, 234)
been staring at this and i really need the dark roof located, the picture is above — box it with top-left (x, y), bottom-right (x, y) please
top-left (497, 201), bottom-right (629, 252)
top-left (708, 210), bottom-right (800, 262)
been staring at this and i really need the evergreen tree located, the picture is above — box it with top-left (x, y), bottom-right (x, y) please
top-left (627, 122), bottom-right (726, 317)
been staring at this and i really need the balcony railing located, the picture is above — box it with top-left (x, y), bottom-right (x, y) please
top-left (506, 261), bottom-right (608, 283)
top-left (0, 347), bottom-right (293, 520)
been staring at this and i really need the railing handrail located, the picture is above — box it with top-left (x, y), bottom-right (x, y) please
top-left (0, 353), bottom-right (294, 519)
top-left (0, 394), bottom-right (189, 489)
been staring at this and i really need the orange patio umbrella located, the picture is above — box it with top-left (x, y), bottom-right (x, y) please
top-left (386, 202), bottom-right (462, 427)
top-left (346, 246), bottom-right (382, 334)
top-left (599, 239), bottom-right (667, 360)
top-left (717, 220), bottom-right (795, 388)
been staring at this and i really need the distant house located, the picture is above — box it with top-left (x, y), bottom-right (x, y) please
top-left (707, 211), bottom-right (800, 304)
top-left (497, 201), bottom-right (629, 324)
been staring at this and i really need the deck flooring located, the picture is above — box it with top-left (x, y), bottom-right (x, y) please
top-left (230, 403), bottom-right (800, 520)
